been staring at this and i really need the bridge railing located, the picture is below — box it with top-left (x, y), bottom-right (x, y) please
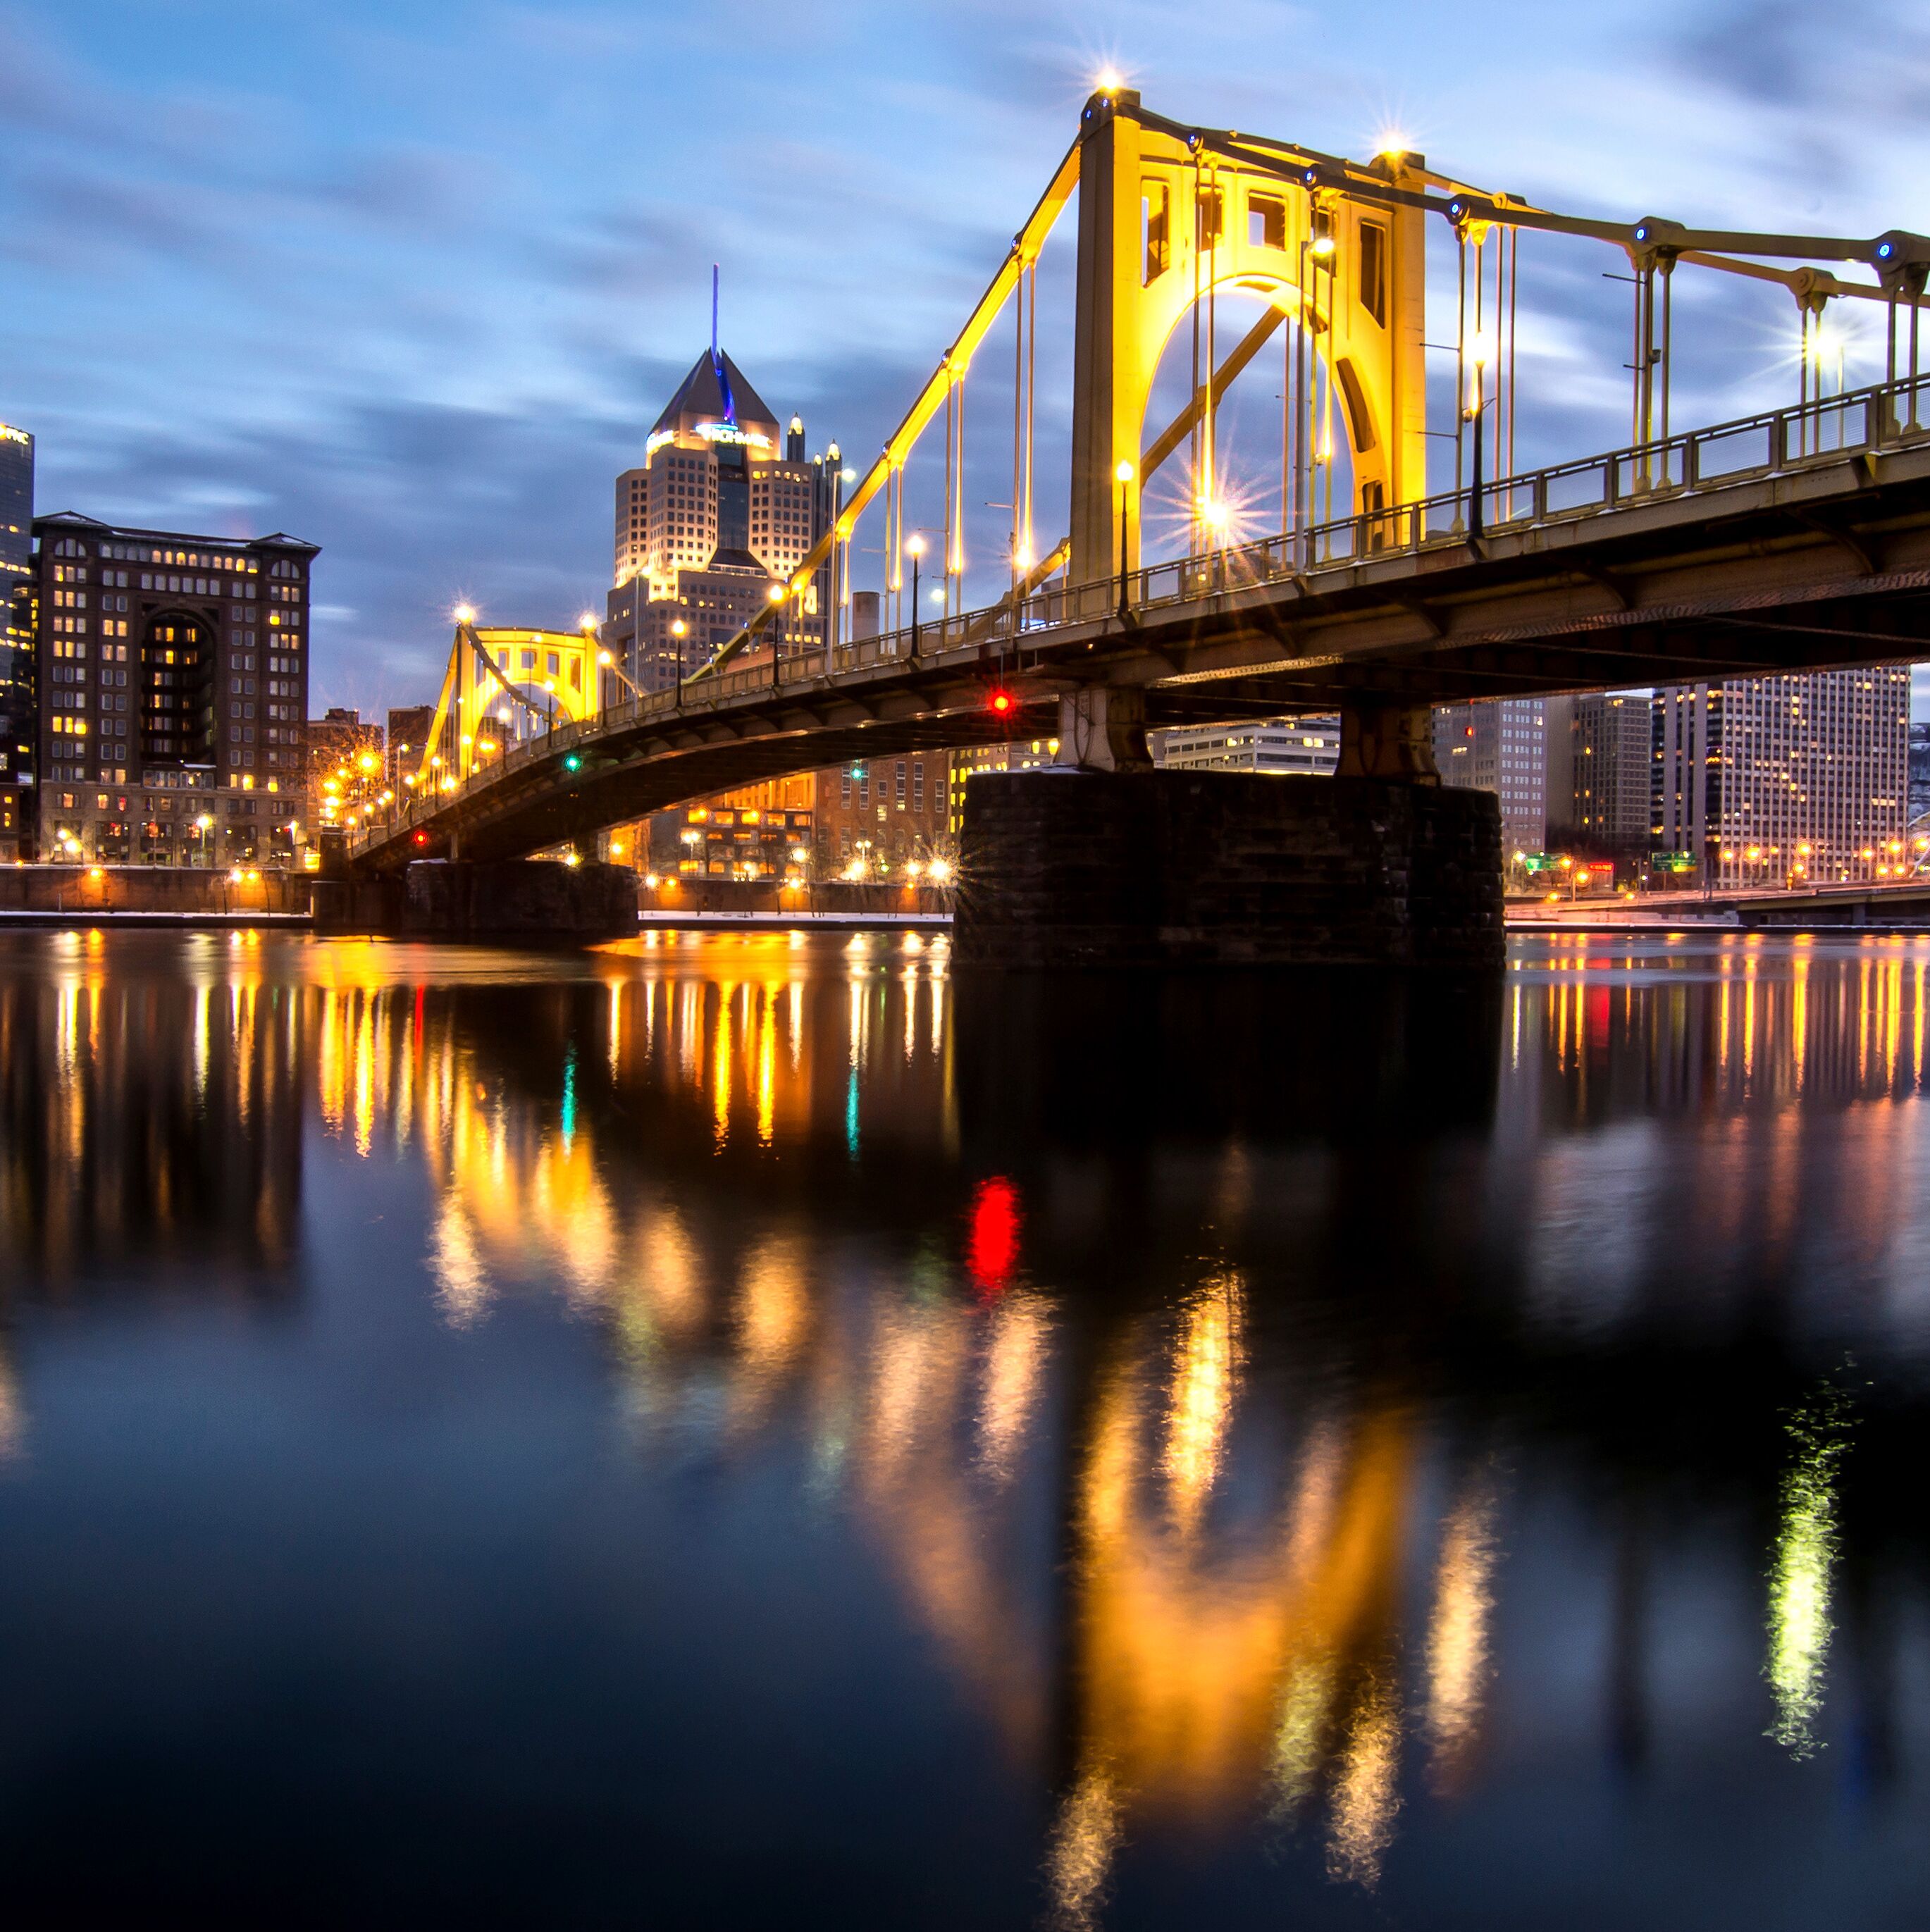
top-left (352, 373), bottom-right (1930, 860)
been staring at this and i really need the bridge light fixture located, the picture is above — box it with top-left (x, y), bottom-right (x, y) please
top-left (905, 533), bottom-right (927, 559)
top-left (579, 612), bottom-right (598, 631)
top-left (598, 650), bottom-right (612, 665)
top-left (454, 603), bottom-right (475, 624)
top-left (766, 583), bottom-right (785, 603)
top-left (1309, 234), bottom-right (1335, 258)
top-left (1094, 65), bottom-right (1124, 92)
top-left (1115, 459), bottom-right (1135, 485)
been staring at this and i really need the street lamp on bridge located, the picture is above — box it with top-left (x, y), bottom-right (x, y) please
top-left (906, 533), bottom-right (927, 657)
top-left (1115, 458), bottom-right (1135, 617)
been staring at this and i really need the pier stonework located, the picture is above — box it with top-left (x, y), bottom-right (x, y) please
top-left (313, 860), bottom-right (636, 943)
top-left (953, 770), bottom-right (1504, 970)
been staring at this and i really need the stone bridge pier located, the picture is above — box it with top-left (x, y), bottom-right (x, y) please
top-left (313, 857), bottom-right (637, 943)
top-left (952, 694), bottom-right (1504, 970)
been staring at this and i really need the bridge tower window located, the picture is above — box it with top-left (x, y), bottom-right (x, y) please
top-left (1249, 194), bottom-right (1286, 252)
top-left (1195, 186), bottom-right (1223, 252)
top-left (1359, 222), bottom-right (1387, 328)
top-left (1142, 183), bottom-right (1170, 284)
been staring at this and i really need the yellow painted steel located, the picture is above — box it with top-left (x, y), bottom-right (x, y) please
top-left (1066, 94), bottom-right (1428, 586)
top-left (412, 622), bottom-right (602, 798)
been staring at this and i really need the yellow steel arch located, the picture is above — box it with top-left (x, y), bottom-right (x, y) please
top-left (411, 621), bottom-right (602, 798)
top-left (1067, 92), bottom-right (1426, 584)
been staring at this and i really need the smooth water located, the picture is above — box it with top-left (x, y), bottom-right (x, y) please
top-left (1, 927), bottom-right (1928, 1927)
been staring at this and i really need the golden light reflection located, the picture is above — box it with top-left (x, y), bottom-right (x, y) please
top-left (1424, 1477), bottom-right (1499, 1790)
top-left (1044, 1764), bottom-right (1122, 1932)
top-left (1326, 1676), bottom-right (1401, 1888)
top-left (1162, 1275), bottom-right (1242, 1528)
top-left (977, 1289), bottom-right (1049, 1483)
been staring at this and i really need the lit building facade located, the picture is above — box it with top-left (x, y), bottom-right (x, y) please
top-left (1154, 716), bottom-right (1340, 779)
top-left (1567, 693), bottom-right (1652, 854)
top-left (1652, 671), bottom-right (1910, 884)
top-left (818, 753), bottom-right (951, 876)
top-left (641, 777), bottom-right (814, 880)
top-left (31, 514), bottom-right (314, 866)
top-left (0, 423), bottom-right (35, 857)
top-left (604, 348), bottom-right (839, 693)
top-left (946, 738), bottom-right (1059, 836)
top-left (1431, 698), bottom-right (1549, 855)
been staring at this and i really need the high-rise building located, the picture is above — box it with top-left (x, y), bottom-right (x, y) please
top-left (1908, 717), bottom-right (1930, 826)
top-left (1431, 698), bottom-right (1550, 854)
top-left (1569, 693), bottom-right (1652, 853)
top-left (31, 514), bottom-right (314, 865)
top-left (1652, 671), bottom-right (1909, 885)
top-left (1153, 716), bottom-right (1340, 777)
top-left (603, 347), bottom-right (839, 693)
top-left (0, 423), bottom-right (35, 857)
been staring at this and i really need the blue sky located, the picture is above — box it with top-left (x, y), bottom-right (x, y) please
top-left (3, 0), bottom-right (1927, 714)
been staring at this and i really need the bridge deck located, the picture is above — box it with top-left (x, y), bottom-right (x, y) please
top-left (353, 378), bottom-right (1930, 873)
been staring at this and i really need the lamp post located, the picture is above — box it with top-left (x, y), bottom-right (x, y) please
top-left (1115, 458), bottom-right (1135, 618)
top-left (906, 533), bottom-right (926, 658)
top-left (671, 617), bottom-right (687, 705)
top-left (1466, 334), bottom-right (1492, 543)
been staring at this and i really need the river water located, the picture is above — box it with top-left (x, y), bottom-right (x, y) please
top-left (0, 927), bottom-right (1926, 1926)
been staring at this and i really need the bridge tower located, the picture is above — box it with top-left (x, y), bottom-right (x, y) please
top-left (1067, 89), bottom-right (1428, 590)
top-left (412, 617), bottom-right (605, 802)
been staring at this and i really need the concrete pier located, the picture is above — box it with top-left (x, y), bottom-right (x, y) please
top-left (314, 860), bottom-right (637, 943)
top-left (953, 769), bottom-right (1504, 970)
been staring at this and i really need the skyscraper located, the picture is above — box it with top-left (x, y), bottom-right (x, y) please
top-left (1652, 671), bottom-right (1909, 885)
top-left (32, 514), bottom-right (314, 865)
top-left (0, 423), bottom-right (35, 857)
top-left (604, 342), bottom-right (838, 693)
top-left (1432, 697), bottom-right (1550, 854)
top-left (1569, 693), bottom-right (1652, 853)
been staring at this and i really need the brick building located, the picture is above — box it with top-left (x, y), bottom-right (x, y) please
top-left (32, 513), bottom-right (312, 866)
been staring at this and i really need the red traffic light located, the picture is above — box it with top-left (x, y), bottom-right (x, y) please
top-left (412, 830), bottom-right (429, 847)
top-left (988, 688), bottom-right (1015, 716)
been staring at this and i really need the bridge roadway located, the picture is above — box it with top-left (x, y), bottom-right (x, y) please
top-left (353, 378), bottom-right (1930, 874)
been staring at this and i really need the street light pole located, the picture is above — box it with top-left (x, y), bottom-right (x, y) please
top-left (907, 533), bottom-right (926, 659)
top-left (1466, 336), bottom-right (1491, 544)
top-left (1115, 458), bottom-right (1134, 619)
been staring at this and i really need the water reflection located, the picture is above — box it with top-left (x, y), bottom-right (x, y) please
top-left (4, 930), bottom-right (1930, 1920)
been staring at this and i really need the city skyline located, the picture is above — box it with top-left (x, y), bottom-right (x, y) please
top-left (5, 0), bottom-right (1930, 712)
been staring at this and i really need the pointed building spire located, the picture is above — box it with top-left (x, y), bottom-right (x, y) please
top-left (710, 265), bottom-right (736, 426)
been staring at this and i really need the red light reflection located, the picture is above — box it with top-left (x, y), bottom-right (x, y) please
top-left (966, 1177), bottom-right (1022, 1299)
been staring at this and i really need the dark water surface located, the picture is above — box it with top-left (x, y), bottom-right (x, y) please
top-left (1, 927), bottom-right (1928, 1927)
